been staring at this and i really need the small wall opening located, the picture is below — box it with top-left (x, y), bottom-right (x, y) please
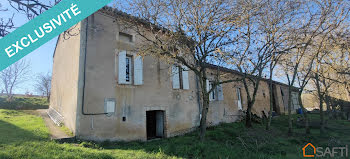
top-left (119, 32), bottom-right (133, 43)
top-left (146, 110), bottom-right (164, 140)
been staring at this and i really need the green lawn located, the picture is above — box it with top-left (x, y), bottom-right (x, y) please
top-left (0, 107), bottom-right (349, 159)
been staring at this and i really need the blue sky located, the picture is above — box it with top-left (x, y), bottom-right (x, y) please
top-left (0, 1), bottom-right (123, 94)
top-left (0, 0), bottom-right (291, 94)
top-left (1, 1), bottom-right (57, 94)
top-left (0, 0), bottom-right (121, 94)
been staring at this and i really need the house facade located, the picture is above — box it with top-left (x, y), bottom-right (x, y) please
top-left (49, 8), bottom-right (300, 141)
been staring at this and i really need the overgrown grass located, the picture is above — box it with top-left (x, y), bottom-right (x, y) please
top-left (0, 108), bottom-right (349, 158)
top-left (59, 124), bottom-right (74, 137)
top-left (0, 96), bottom-right (48, 110)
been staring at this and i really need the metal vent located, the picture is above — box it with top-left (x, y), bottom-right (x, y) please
top-left (47, 108), bottom-right (64, 126)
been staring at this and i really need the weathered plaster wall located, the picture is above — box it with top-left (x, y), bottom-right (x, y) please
top-left (205, 72), bottom-right (271, 126)
top-left (275, 85), bottom-right (284, 113)
top-left (75, 13), bottom-right (200, 141)
top-left (50, 22), bottom-right (82, 134)
top-left (279, 85), bottom-right (290, 114)
top-left (204, 69), bottom-right (299, 126)
top-left (51, 11), bottom-right (301, 141)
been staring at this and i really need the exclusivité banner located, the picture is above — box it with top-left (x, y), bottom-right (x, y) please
top-left (0, 0), bottom-right (112, 71)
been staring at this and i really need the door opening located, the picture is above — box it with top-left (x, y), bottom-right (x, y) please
top-left (146, 110), bottom-right (164, 140)
top-left (272, 84), bottom-right (280, 114)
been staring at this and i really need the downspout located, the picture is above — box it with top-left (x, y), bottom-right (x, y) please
top-left (81, 16), bottom-right (107, 115)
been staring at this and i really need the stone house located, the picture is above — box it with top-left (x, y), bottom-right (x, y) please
top-left (49, 8), bottom-right (300, 141)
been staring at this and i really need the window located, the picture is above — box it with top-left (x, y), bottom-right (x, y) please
top-left (172, 65), bottom-right (189, 90)
top-left (117, 51), bottom-right (143, 85)
top-left (237, 88), bottom-right (241, 100)
top-left (119, 32), bottom-right (133, 43)
top-left (262, 90), bottom-right (266, 98)
top-left (236, 88), bottom-right (242, 110)
top-left (206, 80), bottom-right (224, 101)
top-left (280, 88), bottom-right (284, 96)
top-left (209, 81), bottom-right (216, 101)
top-left (177, 65), bottom-right (183, 89)
top-left (125, 56), bottom-right (132, 83)
top-left (178, 66), bottom-right (184, 89)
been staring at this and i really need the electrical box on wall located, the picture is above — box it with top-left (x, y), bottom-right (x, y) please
top-left (104, 98), bottom-right (115, 115)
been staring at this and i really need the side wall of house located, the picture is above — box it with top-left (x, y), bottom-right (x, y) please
top-left (75, 12), bottom-right (200, 141)
top-left (70, 11), bottom-right (301, 141)
top-left (275, 84), bottom-right (301, 114)
top-left (205, 72), bottom-right (271, 126)
top-left (49, 23), bottom-right (82, 134)
top-left (275, 84), bottom-right (285, 113)
top-left (205, 70), bottom-right (300, 126)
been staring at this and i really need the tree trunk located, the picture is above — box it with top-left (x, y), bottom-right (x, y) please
top-left (324, 95), bottom-right (332, 119)
top-left (199, 96), bottom-right (209, 140)
top-left (331, 102), bottom-right (337, 119)
top-left (6, 94), bottom-right (13, 102)
top-left (315, 74), bottom-right (325, 135)
top-left (287, 86), bottom-right (293, 136)
top-left (298, 91), bottom-right (310, 134)
top-left (246, 102), bottom-right (253, 128)
top-left (319, 96), bottom-right (325, 134)
top-left (199, 77), bottom-right (210, 141)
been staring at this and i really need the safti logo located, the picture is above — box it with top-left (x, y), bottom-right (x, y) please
top-left (302, 143), bottom-right (348, 158)
top-left (303, 143), bottom-right (316, 157)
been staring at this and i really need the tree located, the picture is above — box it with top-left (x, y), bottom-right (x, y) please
top-left (0, 59), bottom-right (30, 101)
top-left (115, 0), bottom-right (241, 140)
top-left (221, 0), bottom-right (300, 128)
top-left (322, 27), bottom-right (350, 110)
top-left (220, 0), bottom-right (268, 128)
top-left (307, 23), bottom-right (350, 126)
top-left (247, 0), bottom-right (302, 131)
top-left (6, 0), bottom-right (59, 19)
top-left (35, 72), bottom-right (51, 102)
top-left (0, 0), bottom-right (60, 38)
top-left (279, 0), bottom-right (349, 135)
top-left (0, 4), bottom-right (14, 37)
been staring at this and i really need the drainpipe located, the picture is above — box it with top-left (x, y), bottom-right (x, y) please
top-left (81, 16), bottom-right (107, 115)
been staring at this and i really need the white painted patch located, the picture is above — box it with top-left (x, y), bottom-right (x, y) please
top-left (106, 100), bottom-right (115, 113)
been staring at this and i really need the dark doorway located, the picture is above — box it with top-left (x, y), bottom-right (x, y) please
top-left (146, 110), bottom-right (164, 140)
top-left (272, 85), bottom-right (277, 112)
top-left (272, 84), bottom-right (281, 114)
